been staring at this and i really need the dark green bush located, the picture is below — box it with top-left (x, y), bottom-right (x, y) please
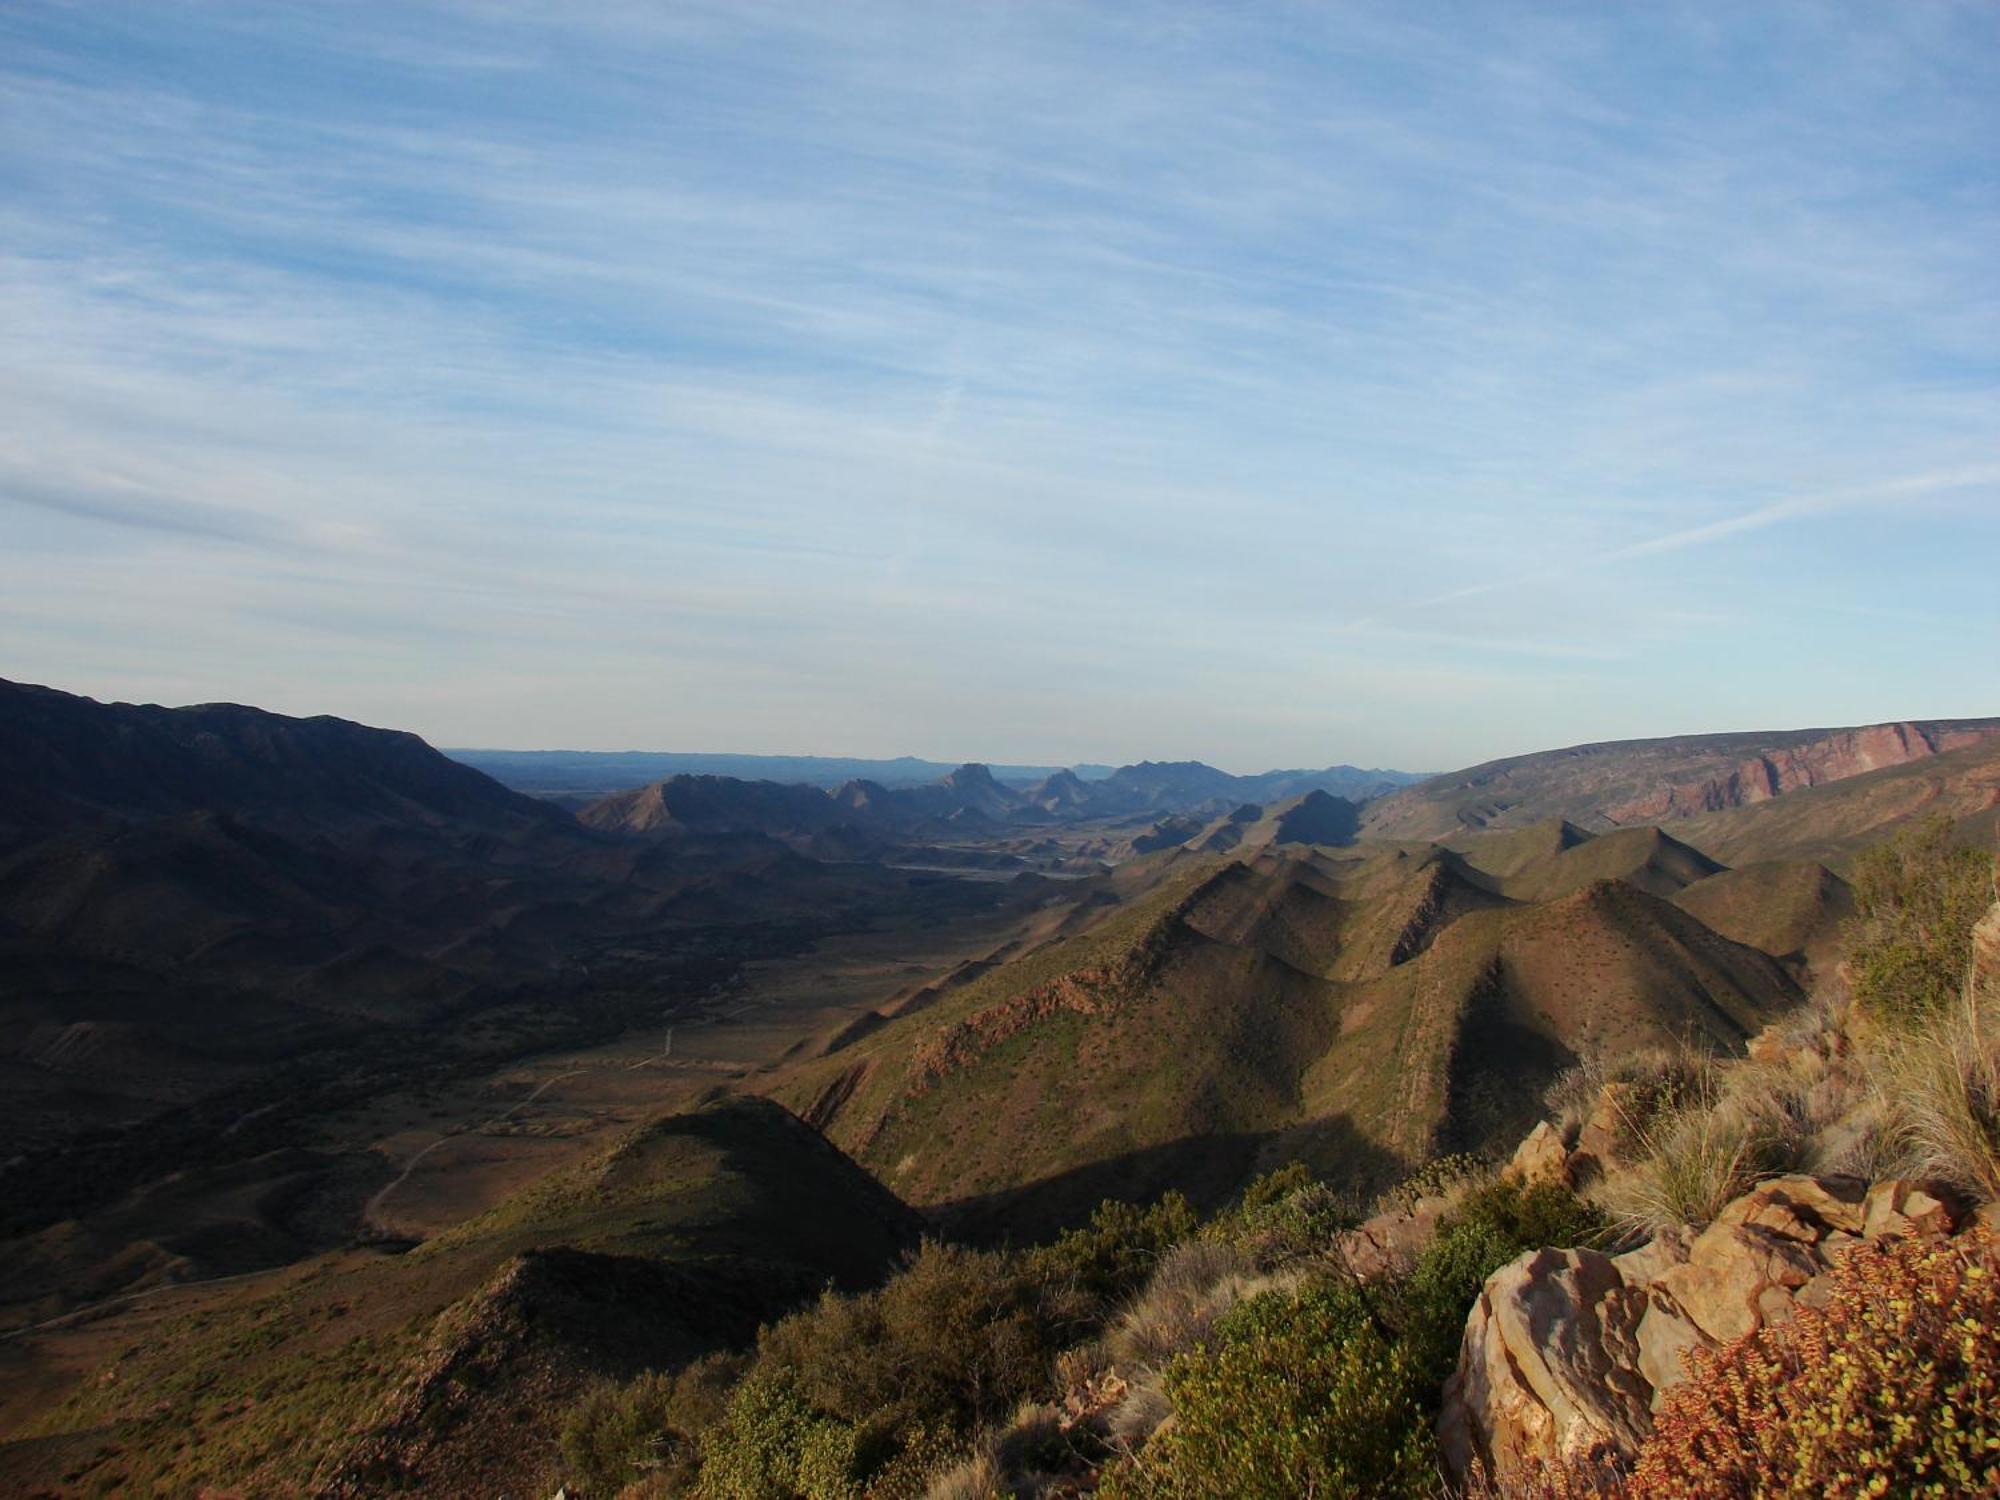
top-left (1236, 1160), bottom-right (1317, 1214)
top-left (1201, 1162), bottom-right (1357, 1267)
top-left (692, 1234), bottom-right (1110, 1496)
top-left (553, 1190), bottom-right (1199, 1498)
top-left (561, 1371), bottom-right (674, 1495)
top-left (1385, 1151), bottom-right (1487, 1211)
top-left (1396, 1178), bottom-right (1607, 1382)
top-left (1447, 1176), bottom-right (1608, 1251)
top-left (559, 1352), bottom-right (742, 1496)
top-left (1094, 1278), bottom-right (1434, 1499)
top-left (1021, 1190), bottom-right (1198, 1309)
top-left (695, 1370), bottom-right (880, 1500)
top-left (1098, 1177), bottom-right (1605, 1498)
top-left (1848, 814), bottom-right (1994, 1023)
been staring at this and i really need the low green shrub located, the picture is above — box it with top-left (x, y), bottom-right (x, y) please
top-left (1847, 814), bottom-right (1993, 1024)
top-left (1210, 1172), bottom-right (1356, 1267)
top-left (560, 1353), bottom-right (743, 1496)
top-left (695, 1371), bottom-right (875, 1500)
top-left (1099, 1177), bottom-right (1605, 1498)
top-left (1385, 1151), bottom-right (1488, 1212)
top-left (689, 1240), bottom-right (1068, 1495)
top-left (1095, 1278), bottom-right (1435, 1499)
top-left (1021, 1190), bottom-right (1199, 1309)
top-left (1396, 1179), bottom-right (1608, 1384)
top-left (561, 1371), bottom-right (675, 1496)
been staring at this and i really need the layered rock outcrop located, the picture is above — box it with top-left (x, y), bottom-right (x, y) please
top-left (1605, 721), bottom-right (1997, 825)
top-left (1438, 1175), bottom-right (1983, 1485)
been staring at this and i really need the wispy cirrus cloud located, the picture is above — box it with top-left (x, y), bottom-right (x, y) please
top-left (1, 1), bottom-right (1995, 767)
top-left (1404, 464), bottom-right (2000, 615)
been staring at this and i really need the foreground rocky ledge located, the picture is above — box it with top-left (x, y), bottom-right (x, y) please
top-left (1438, 1173), bottom-right (1990, 1485)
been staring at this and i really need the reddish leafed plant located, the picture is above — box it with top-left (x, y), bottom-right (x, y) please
top-left (1628, 1228), bottom-right (2000, 1499)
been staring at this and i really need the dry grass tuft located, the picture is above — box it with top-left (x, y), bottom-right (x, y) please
top-left (1599, 1052), bottom-right (1826, 1234)
top-left (1543, 1040), bottom-right (1709, 1155)
top-left (924, 1448), bottom-right (1007, 1500)
top-left (1104, 1376), bottom-right (1174, 1451)
top-left (1094, 1238), bottom-right (1303, 1456)
top-left (1102, 1239), bottom-right (1277, 1375)
top-left (923, 1401), bottom-right (1074, 1500)
top-left (1876, 977), bottom-right (2000, 1200)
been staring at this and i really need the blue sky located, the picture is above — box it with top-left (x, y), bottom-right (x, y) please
top-left (2, 2), bottom-right (1996, 772)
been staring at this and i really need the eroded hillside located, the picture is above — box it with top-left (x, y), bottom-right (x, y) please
top-left (765, 819), bottom-right (1806, 1238)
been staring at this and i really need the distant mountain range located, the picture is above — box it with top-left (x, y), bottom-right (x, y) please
top-left (448, 746), bottom-right (1425, 805)
top-left (578, 759), bottom-right (1420, 845)
top-left (445, 747), bottom-right (1112, 797)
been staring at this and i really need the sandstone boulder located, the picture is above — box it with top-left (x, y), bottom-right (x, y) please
top-left (1439, 1247), bottom-right (1652, 1486)
top-left (1439, 1172), bottom-right (1982, 1486)
top-left (1572, 1081), bottom-right (1633, 1177)
top-left (1647, 1219), bottom-right (1819, 1346)
top-left (1503, 1120), bottom-right (1573, 1190)
top-left (1862, 1178), bottom-right (1961, 1239)
top-left (1714, 1172), bottom-right (1865, 1240)
top-left (1610, 1224), bottom-right (1687, 1285)
top-left (1335, 1193), bottom-right (1453, 1281)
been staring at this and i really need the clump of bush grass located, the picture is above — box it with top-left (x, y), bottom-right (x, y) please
top-left (1102, 1238), bottom-right (1270, 1374)
top-left (1092, 1177), bottom-right (1606, 1500)
top-left (1600, 1052), bottom-right (1824, 1235)
top-left (1877, 975), bottom-right (2000, 1201)
top-left (1846, 814), bottom-right (1993, 1024)
top-left (922, 1401), bottom-right (1076, 1500)
top-left (1543, 1041), bottom-right (1710, 1161)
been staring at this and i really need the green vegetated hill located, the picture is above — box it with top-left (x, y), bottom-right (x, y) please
top-left (2, 1094), bottom-right (918, 1499)
top-left (765, 817), bottom-right (1806, 1240)
top-left (1671, 859), bottom-right (1856, 969)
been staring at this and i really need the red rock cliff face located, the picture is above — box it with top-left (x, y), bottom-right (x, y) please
top-left (1607, 722), bottom-right (2000, 825)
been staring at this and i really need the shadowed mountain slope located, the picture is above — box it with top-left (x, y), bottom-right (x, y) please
top-left (1189, 789), bottom-right (1362, 853)
top-left (0, 682), bottom-right (1004, 1262)
top-left (0, 678), bottom-right (565, 844)
top-left (1672, 859), bottom-right (1854, 970)
top-left (577, 772), bottom-right (842, 836)
top-left (3, 1094), bottom-right (918, 1499)
top-left (1458, 823), bottom-right (1725, 902)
